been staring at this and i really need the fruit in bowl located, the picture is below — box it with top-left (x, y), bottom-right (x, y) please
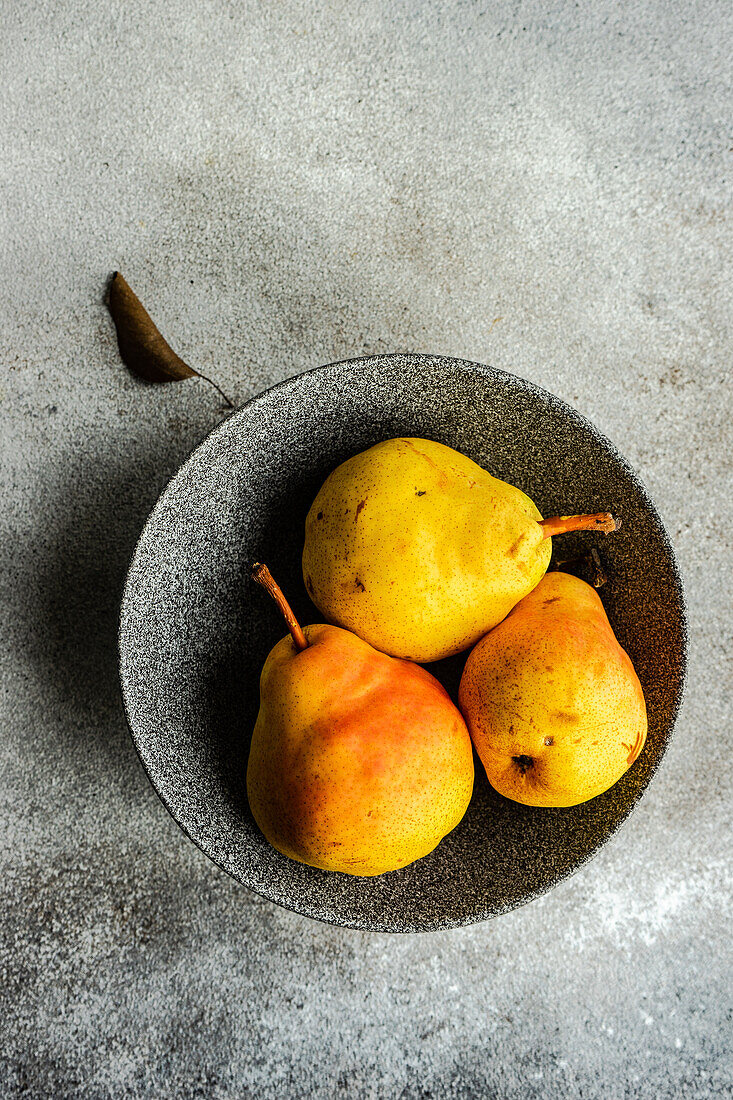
top-left (246, 436), bottom-right (643, 872)
top-left (247, 565), bottom-right (474, 876)
top-left (302, 437), bottom-right (618, 663)
top-left (458, 571), bottom-right (647, 808)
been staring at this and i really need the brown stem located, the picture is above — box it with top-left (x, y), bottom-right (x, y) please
top-left (552, 548), bottom-right (609, 588)
top-left (252, 563), bottom-right (309, 651)
top-left (540, 512), bottom-right (620, 539)
top-left (197, 372), bottom-right (235, 409)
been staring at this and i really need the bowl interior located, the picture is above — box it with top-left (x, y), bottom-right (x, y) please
top-left (119, 354), bottom-right (686, 932)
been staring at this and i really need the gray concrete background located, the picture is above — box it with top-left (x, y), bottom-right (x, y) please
top-left (1, 1), bottom-right (731, 1096)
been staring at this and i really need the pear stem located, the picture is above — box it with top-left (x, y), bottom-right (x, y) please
top-left (252, 563), bottom-right (309, 651)
top-left (540, 512), bottom-right (620, 539)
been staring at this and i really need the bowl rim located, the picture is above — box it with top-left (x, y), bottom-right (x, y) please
top-left (118, 351), bottom-right (689, 932)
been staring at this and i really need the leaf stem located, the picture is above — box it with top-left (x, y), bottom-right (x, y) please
top-left (197, 371), bottom-right (235, 409)
top-left (252, 563), bottom-right (309, 651)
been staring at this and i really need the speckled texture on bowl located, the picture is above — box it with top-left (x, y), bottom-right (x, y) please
top-left (119, 354), bottom-right (686, 932)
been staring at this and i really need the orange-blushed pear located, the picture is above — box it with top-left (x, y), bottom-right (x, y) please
top-left (247, 564), bottom-right (474, 876)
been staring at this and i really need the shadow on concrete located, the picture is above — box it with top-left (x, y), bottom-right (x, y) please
top-left (21, 423), bottom-right (219, 776)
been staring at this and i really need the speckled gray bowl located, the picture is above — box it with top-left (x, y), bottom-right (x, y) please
top-left (119, 354), bottom-right (686, 932)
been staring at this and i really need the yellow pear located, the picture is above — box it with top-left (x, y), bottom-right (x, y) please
top-left (247, 565), bottom-right (474, 876)
top-left (302, 437), bottom-right (617, 662)
top-left (458, 572), bottom-right (647, 807)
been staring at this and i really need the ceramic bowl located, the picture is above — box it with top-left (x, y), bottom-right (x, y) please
top-left (119, 354), bottom-right (686, 932)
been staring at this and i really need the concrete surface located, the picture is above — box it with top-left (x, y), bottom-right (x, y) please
top-left (1, 1), bottom-right (731, 1097)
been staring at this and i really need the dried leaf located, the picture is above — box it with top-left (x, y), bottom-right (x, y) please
top-left (107, 272), bottom-right (233, 407)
